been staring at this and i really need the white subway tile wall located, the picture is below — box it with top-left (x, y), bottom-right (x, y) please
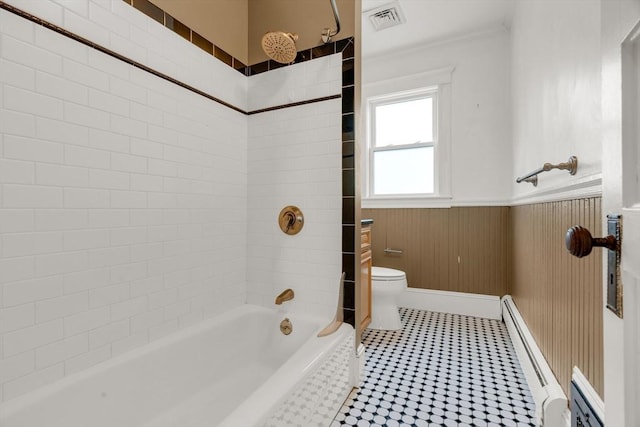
top-left (0, 0), bottom-right (249, 402)
top-left (0, 0), bottom-right (345, 404)
top-left (247, 53), bottom-right (342, 111)
top-left (246, 96), bottom-right (342, 319)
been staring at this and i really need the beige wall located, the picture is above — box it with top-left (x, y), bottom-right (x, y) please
top-left (248, 0), bottom-right (354, 64)
top-left (151, 0), bottom-right (249, 64)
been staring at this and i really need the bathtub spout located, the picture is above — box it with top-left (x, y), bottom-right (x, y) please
top-left (275, 289), bottom-right (294, 305)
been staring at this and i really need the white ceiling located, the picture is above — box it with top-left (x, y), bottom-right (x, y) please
top-left (362, 0), bottom-right (514, 58)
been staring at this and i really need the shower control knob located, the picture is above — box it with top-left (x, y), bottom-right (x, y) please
top-left (565, 225), bottom-right (617, 258)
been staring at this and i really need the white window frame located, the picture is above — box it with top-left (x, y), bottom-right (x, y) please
top-left (362, 67), bottom-right (453, 208)
top-left (368, 88), bottom-right (438, 197)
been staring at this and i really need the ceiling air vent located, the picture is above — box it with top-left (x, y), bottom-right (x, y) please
top-left (367, 2), bottom-right (406, 31)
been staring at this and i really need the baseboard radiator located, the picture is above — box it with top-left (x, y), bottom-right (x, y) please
top-left (501, 296), bottom-right (568, 427)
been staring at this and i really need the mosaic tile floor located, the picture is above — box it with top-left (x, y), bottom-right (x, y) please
top-left (332, 308), bottom-right (537, 427)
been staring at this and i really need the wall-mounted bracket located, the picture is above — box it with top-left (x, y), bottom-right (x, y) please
top-left (517, 156), bottom-right (578, 186)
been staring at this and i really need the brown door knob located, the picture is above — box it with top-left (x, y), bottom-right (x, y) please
top-left (565, 225), bottom-right (617, 258)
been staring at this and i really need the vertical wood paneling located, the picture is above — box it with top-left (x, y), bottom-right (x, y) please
top-left (363, 201), bottom-right (603, 399)
top-left (362, 207), bottom-right (511, 296)
top-left (511, 197), bottom-right (603, 398)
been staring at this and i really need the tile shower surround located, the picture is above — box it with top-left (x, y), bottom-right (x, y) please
top-left (0, 1), bottom-right (244, 402)
top-left (0, 0), bottom-right (356, 402)
top-left (120, 0), bottom-right (359, 324)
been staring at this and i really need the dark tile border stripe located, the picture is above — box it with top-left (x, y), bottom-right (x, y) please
top-left (340, 45), bottom-right (356, 327)
top-left (247, 37), bottom-right (355, 76)
top-left (125, 0), bottom-right (247, 73)
top-left (248, 95), bottom-right (341, 115)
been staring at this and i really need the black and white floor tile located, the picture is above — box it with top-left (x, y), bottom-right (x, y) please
top-left (332, 308), bottom-right (537, 427)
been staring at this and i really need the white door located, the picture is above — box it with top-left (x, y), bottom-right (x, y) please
top-left (601, 1), bottom-right (640, 425)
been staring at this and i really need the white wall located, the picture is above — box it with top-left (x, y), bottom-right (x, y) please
top-left (510, 0), bottom-right (601, 203)
top-left (362, 29), bottom-right (512, 206)
top-left (0, 0), bottom-right (247, 402)
top-left (246, 55), bottom-right (343, 320)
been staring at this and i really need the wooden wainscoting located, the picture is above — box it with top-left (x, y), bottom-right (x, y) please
top-left (361, 207), bottom-right (511, 296)
top-left (511, 197), bottom-right (603, 398)
top-left (364, 201), bottom-right (603, 398)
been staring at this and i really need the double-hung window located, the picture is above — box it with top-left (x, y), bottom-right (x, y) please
top-left (368, 88), bottom-right (438, 196)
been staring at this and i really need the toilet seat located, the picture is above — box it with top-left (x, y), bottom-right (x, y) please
top-left (371, 266), bottom-right (405, 281)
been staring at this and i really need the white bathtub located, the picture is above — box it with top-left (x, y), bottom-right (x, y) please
top-left (0, 304), bottom-right (354, 427)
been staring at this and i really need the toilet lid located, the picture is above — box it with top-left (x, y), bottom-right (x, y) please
top-left (372, 266), bottom-right (405, 281)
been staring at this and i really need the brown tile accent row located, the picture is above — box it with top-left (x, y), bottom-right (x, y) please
top-left (192, 31), bottom-right (214, 55)
top-left (165, 15), bottom-right (190, 41)
top-left (123, 0), bottom-right (247, 71)
top-left (247, 38), bottom-right (355, 76)
top-left (131, 0), bottom-right (163, 24)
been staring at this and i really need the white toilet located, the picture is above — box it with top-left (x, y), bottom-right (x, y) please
top-left (369, 266), bottom-right (408, 330)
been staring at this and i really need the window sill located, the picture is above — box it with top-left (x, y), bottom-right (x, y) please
top-left (362, 196), bottom-right (453, 209)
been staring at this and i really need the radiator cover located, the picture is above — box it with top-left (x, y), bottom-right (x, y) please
top-left (501, 295), bottom-right (568, 426)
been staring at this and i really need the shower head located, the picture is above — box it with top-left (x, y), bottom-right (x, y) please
top-left (261, 31), bottom-right (298, 64)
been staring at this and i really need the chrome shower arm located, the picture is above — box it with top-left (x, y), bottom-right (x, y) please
top-left (329, 0), bottom-right (341, 35)
top-left (322, 0), bottom-right (341, 43)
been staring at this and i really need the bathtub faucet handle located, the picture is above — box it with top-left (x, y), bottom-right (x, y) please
top-left (275, 288), bottom-right (294, 305)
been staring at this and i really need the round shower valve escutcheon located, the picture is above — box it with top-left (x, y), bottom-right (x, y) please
top-left (280, 318), bottom-right (293, 335)
top-left (278, 206), bottom-right (304, 235)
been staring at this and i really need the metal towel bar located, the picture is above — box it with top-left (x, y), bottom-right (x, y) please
top-left (384, 248), bottom-right (403, 255)
top-left (516, 156), bottom-right (578, 187)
